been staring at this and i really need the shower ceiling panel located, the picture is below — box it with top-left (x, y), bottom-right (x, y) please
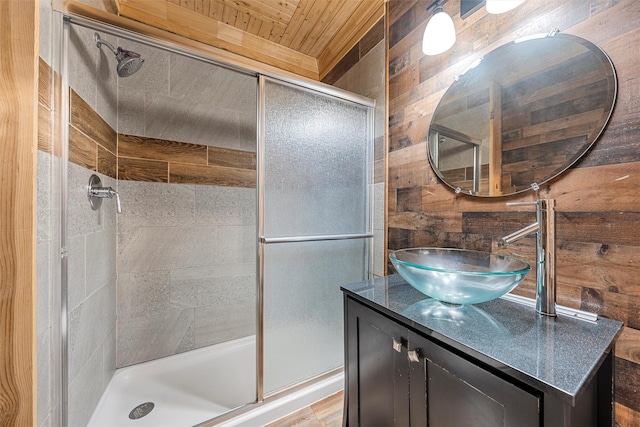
top-left (113, 0), bottom-right (384, 80)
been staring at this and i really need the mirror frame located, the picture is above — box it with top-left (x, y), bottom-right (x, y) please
top-left (428, 32), bottom-right (617, 197)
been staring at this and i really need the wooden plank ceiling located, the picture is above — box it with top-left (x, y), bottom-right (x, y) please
top-left (115, 0), bottom-right (384, 80)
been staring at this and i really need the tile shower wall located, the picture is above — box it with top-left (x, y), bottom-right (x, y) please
top-left (325, 19), bottom-right (386, 278)
top-left (66, 24), bottom-right (119, 427)
top-left (114, 41), bottom-right (257, 367)
top-left (116, 182), bottom-right (256, 366)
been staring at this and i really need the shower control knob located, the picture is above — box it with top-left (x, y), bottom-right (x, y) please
top-left (88, 174), bottom-right (122, 213)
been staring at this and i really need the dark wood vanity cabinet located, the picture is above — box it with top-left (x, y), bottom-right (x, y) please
top-left (344, 295), bottom-right (614, 427)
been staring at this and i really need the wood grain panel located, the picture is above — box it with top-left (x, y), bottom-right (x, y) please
top-left (114, 0), bottom-right (384, 82)
top-left (321, 44), bottom-right (359, 86)
top-left (615, 402), bottom-right (640, 427)
top-left (170, 162), bottom-right (256, 187)
top-left (97, 144), bottom-right (117, 179)
top-left (396, 187), bottom-right (422, 212)
top-left (265, 391), bottom-right (343, 427)
top-left (389, 211), bottom-right (462, 233)
top-left (279, 0), bottom-right (315, 47)
top-left (388, 159), bottom-right (435, 189)
top-left (359, 18), bottom-right (385, 59)
top-left (321, 17), bottom-right (384, 85)
top-left (118, 157), bottom-right (168, 182)
top-left (118, 133), bottom-right (208, 165)
top-left (68, 125), bottom-right (97, 171)
top-left (387, 0), bottom-right (640, 421)
top-left (316, 1), bottom-right (384, 80)
top-left (38, 101), bottom-right (52, 153)
top-left (207, 146), bottom-right (255, 170)
top-left (615, 357), bottom-right (640, 412)
top-left (0, 0), bottom-right (36, 424)
top-left (374, 159), bottom-right (385, 185)
top-left (304, 1), bottom-right (360, 58)
top-left (117, 0), bottom-right (319, 79)
top-left (287, 0), bottom-right (330, 51)
top-left (38, 57), bottom-right (51, 108)
top-left (216, 0), bottom-right (297, 26)
top-left (69, 89), bottom-right (117, 154)
top-left (615, 326), bottom-right (640, 364)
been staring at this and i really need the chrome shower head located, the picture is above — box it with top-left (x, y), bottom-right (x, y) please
top-left (114, 48), bottom-right (145, 77)
top-left (95, 32), bottom-right (144, 78)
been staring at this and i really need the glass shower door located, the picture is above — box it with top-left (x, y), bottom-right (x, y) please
top-left (260, 77), bottom-right (372, 396)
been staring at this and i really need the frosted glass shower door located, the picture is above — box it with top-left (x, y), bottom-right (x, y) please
top-left (260, 78), bottom-right (372, 396)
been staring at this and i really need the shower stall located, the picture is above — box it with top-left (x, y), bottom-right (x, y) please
top-left (45, 8), bottom-right (374, 427)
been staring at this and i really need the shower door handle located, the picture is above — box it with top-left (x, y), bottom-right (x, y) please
top-left (392, 337), bottom-right (404, 353)
top-left (408, 349), bottom-right (421, 363)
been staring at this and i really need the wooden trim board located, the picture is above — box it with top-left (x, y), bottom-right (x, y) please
top-left (0, 0), bottom-right (38, 425)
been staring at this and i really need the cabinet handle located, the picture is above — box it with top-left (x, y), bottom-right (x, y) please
top-left (408, 349), bottom-right (421, 363)
top-left (392, 337), bottom-right (403, 353)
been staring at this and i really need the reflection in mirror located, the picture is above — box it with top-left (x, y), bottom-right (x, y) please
top-left (428, 32), bottom-right (617, 196)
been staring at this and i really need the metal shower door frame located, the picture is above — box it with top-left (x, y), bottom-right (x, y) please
top-left (255, 75), bottom-right (375, 402)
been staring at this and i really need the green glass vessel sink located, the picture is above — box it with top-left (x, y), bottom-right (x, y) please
top-left (389, 248), bottom-right (531, 305)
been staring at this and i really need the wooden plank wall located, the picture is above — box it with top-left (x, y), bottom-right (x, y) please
top-left (0, 0), bottom-right (37, 425)
top-left (387, 0), bottom-right (640, 424)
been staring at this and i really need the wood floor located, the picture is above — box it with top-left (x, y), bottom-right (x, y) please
top-left (265, 391), bottom-right (344, 427)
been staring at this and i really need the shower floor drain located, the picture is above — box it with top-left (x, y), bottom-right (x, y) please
top-left (129, 402), bottom-right (155, 420)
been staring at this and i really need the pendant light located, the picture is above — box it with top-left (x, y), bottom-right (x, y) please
top-left (422, 1), bottom-right (456, 56)
top-left (486, 0), bottom-right (525, 14)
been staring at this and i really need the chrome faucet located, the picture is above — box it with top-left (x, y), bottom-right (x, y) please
top-left (502, 199), bottom-right (556, 317)
top-left (87, 174), bottom-right (122, 214)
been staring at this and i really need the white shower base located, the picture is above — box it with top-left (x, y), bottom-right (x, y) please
top-left (88, 335), bottom-right (344, 427)
top-left (88, 336), bottom-right (257, 427)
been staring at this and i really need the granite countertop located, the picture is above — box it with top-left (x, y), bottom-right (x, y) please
top-left (341, 274), bottom-right (623, 405)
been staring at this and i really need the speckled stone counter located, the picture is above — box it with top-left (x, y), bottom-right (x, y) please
top-left (341, 274), bottom-right (623, 405)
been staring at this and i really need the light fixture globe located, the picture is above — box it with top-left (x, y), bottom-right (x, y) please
top-left (422, 6), bottom-right (456, 56)
top-left (486, 0), bottom-right (525, 14)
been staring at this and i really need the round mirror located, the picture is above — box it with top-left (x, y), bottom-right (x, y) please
top-left (428, 32), bottom-right (617, 197)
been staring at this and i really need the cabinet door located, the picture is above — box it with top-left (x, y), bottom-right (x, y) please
top-left (346, 298), bottom-right (410, 427)
top-left (408, 331), bottom-right (541, 427)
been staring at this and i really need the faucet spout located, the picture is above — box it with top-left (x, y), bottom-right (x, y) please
top-left (502, 222), bottom-right (540, 245)
top-left (503, 199), bottom-right (556, 317)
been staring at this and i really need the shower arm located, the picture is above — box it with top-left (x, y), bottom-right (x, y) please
top-left (95, 32), bottom-right (118, 55)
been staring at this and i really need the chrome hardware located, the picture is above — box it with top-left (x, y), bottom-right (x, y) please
top-left (500, 293), bottom-right (597, 323)
top-left (88, 174), bottom-right (122, 214)
top-left (260, 233), bottom-right (374, 244)
top-left (408, 349), bottom-right (421, 363)
top-left (393, 337), bottom-right (403, 353)
top-left (503, 199), bottom-right (556, 317)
